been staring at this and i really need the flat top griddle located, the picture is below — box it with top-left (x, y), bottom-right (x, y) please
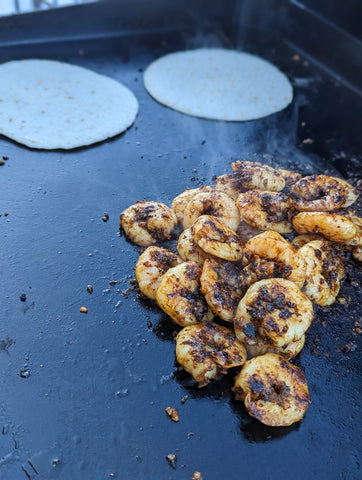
top-left (0, 13), bottom-right (361, 480)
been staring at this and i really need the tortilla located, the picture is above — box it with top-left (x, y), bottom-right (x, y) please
top-left (0, 59), bottom-right (138, 149)
top-left (144, 48), bottom-right (293, 121)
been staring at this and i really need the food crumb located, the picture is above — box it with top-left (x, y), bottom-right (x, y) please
top-left (86, 285), bottom-right (93, 294)
top-left (187, 432), bottom-right (194, 440)
top-left (181, 395), bottom-right (188, 404)
top-left (302, 138), bottom-right (314, 144)
top-left (166, 453), bottom-right (177, 469)
top-left (19, 293), bottom-right (27, 302)
top-left (80, 306), bottom-right (88, 313)
top-left (292, 54), bottom-right (300, 61)
top-left (102, 213), bottom-right (109, 222)
top-left (0, 158), bottom-right (5, 166)
top-left (192, 472), bottom-right (203, 480)
top-left (165, 406), bottom-right (179, 422)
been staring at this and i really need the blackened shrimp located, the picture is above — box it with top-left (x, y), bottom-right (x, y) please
top-left (192, 215), bottom-right (244, 261)
top-left (243, 231), bottom-right (306, 288)
top-left (183, 190), bottom-right (240, 231)
top-left (298, 240), bottom-right (345, 306)
top-left (200, 258), bottom-right (244, 323)
top-left (232, 353), bottom-right (310, 427)
top-left (120, 200), bottom-right (177, 246)
top-left (291, 234), bottom-right (322, 250)
top-left (234, 278), bottom-right (313, 349)
top-left (214, 173), bottom-right (246, 200)
top-left (292, 212), bottom-right (357, 243)
top-left (156, 261), bottom-right (214, 327)
top-left (172, 186), bottom-right (214, 224)
top-left (176, 322), bottom-right (247, 387)
top-left (245, 335), bottom-right (305, 360)
top-left (279, 168), bottom-right (302, 186)
top-left (135, 246), bottom-right (180, 300)
top-left (231, 160), bottom-right (285, 192)
top-left (291, 175), bottom-right (358, 211)
top-left (177, 228), bottom-right (212, 267)
top-left (236, 190), bottom-right (293, 233)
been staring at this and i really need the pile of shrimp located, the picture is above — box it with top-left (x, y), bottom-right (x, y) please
top-left (120, 160), bottom-right (360, 427)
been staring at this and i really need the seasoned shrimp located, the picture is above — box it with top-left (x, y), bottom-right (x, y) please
top-left (298, 240), bottom-right (345, 306)
top-left (352, 246), bottom-right (362, 262)
top-left (291, 175), bottom-right (359, 211)
top-left (135, 246), bottom-right (180, 300)
top-left (176, 322), bottom-right (247, 387)
top-left (345, 214), bottom-right (362, 247)
top-left (245, 335), bottom-right (305, 360)
top-left (214, 173), bottom-right (246, 200)
top-left (234, 278), bottom-right (313, 349)
top-left (243, 231), bottom-right (306, 288)
top-left (172, 186), bottom-right (214, 224)
top-left (156, 261), bottom-right (214, 327)
top-left (278, 168), bottom-right (302, 186)
top-left (192, 215), bottom-right (244, 261)
top-left (183, 190), bottom-right (240, 231)
top-left (120, 200), bottom-right (177, 247)
top-left (177, 228), bottom-right (212, 267)
top-left (292, 212), bottom-right (357, 243)
top-left (236, 190), bottom-right (293, 233)
top-left (232, 353), bottom-right (310, 427)
top-left (231, 160), bottom-right (285, 192)
top-left (291, 234), bottom-right (322, 250)
top-left (200, 258), bottom-right (244, 323)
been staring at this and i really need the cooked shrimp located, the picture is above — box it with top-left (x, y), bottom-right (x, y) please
top-left (298, 240), bottom-right (345, 306)
top-left (245, 335), bottom-right (305, 360)
top-left (234, 278), bottom-right (313, 348)
top-left (135, 246), bottom-right (180, 300)
top-left (156, 261), bottom-right (214, 327)
top-left (172, 186), bottom-right (214, 224)
top-left (291, 175), bottom-right (359, 211)
top-left (200, 258), bottom-right (244, 323)
top-left (291, 234), bottom-right (322, 250)
top-left (279, 168), bottom-right (302, 186)
top-left (232, 353), bottom-right (310, 427)
top-left (231, 160), bottom-right (285, 192)
top-left (236, 190), bottom-right (293, 233)
top-left (292, 212), bottom-right (357, 243)
top-left (345, 214), bottom-right (362, 247)
top-left (120, 200), bottom-right (177, 247)
top-left (177, 228), bottom-right (212, 267)
top-left (176, 322), bottom-right (247, 387)
top-left (214, 173), bottom-right (246, 200)
top-left (192, 215), bottom-right (244, 261)
top-left (183, 190), bottom-right (240, 231)
top-left (243, 231), bottom-right (306, 288)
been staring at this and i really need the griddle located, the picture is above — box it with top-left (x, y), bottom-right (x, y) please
top-left (0, 2), bottom-right (361, 479)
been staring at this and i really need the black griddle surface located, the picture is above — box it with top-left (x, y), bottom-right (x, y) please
top-left (0, 29), bottom-right (361, 480)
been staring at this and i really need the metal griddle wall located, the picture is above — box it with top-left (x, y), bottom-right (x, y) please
top-left (0, 2), bottom-right (361, 479)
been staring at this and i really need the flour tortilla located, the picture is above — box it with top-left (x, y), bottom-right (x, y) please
top-left (0, 59), bottom-right (138, 149)
top-left (144, 48), bottom-right (293, 121)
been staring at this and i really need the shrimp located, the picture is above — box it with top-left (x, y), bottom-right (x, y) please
top-left (291, 234), bottom-right (322, 250)
top-left (172, 186), bottom-right (214, 224)
top-left (298, 240), bottom-right (345, 306)
top-left (231, 160), bottom-right (285, 192)
top-left (245, 335), bottom-right (305, 360)
top-left (352, 246), bottom-right (362, 262)
top-left (345, 214), bottom-right (362, 247)
top-left (236, 190), bottom-right (293, 233)
top-left (291, 175), bottom-right (359, 211)
top-left (176, 322), bottom-right (247, 387)
top-left (232, 353), bottom-right (310, 427)
top-left (192, 215), bottom-right (244, 261)
top-left (177, 228), bottom-right (212, 267)
top-left (120, 200), bottom-right (177, 247)
top-left (135, 246), bottom-right (180, 300)
top-left (183, 190), bottom-right (240, 231)
top-left (156, 261), bottom-right (214, 327)
top-left (214, 173), bottom-right (246, 200)
top-left (243, 231), bottom-right (306, 288)
top-left (200, 258), bottom-right (244, 323)
top-left (278, 168), bottom-right (302, 186)
top-left (234, 278), bottom-right (313, 349)
top-left (292, 212), bottom-right (357, 243)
